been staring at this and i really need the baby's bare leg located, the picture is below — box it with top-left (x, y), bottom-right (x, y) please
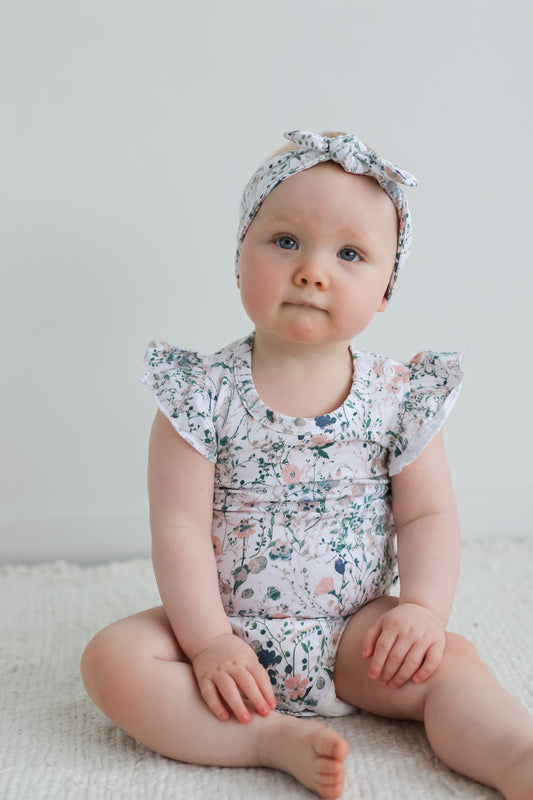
top-left (81, 607), bottom-right (349, 800)
top-left (334, 597), bottom-right (533, 800)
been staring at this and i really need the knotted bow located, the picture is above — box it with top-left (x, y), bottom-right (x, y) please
top-left (284, 130), bottom-right (418, 191)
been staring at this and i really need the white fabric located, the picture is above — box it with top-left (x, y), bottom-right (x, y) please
top-left (1, 539), bottom-right (532, 799)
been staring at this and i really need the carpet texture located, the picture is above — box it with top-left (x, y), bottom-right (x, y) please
top-left (1, 539), bottom-right (532, 799)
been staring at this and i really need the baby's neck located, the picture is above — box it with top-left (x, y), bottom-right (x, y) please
top-left (250, 334), bottom-right (354, 418)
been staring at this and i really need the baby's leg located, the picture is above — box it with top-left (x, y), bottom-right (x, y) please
top-left (334, 596), bottom-right (533, 800)
top-left (81, 607), bottom-right (349, 800)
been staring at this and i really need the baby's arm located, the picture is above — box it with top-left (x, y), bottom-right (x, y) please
top-left (362, 429), bottom-right (461, 688)
top-left (148, 410), bottom-right (276, 722)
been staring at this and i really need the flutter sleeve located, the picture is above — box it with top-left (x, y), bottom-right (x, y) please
top-left (141, 341), bottom-right (217, 463)
top-left (388, 351), bottom-right (465, 476)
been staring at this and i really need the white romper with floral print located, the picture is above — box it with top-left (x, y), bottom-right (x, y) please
top-left (142, 334), bottom-right (464, 716)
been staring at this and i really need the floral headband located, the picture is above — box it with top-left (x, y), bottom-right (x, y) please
top-left (235, 130), bottom-right (418, 299)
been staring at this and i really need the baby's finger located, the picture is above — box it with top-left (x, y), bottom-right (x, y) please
top-left (212, 672), bottom-right (252, 723)
top-left (199, 678), bottom-right (231, 722)
top-left (361, 620), bottom-right (382, 660)
top-left (235, 667), bottom-right (274, 717)
top-left (367, 631), bottom-right (398, 680)
top-left (249, 663), bottom-right (277, 711)
top-left (412, 641), bottom-right (445, 684)
top-left (386, 643), bottom-right (427, 688)
top-left (379, 639), bottom-right (414, 684)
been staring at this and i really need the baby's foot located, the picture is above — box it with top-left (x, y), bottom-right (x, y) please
top-left (258, 715), bottom-right (349, 799)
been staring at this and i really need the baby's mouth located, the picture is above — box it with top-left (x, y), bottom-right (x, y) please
top-left (284, 300), bottom-right (325, 312)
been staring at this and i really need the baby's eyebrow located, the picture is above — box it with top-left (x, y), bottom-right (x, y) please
top-left (265, 214), bottom-right (372, 243)
top-left (260, 213), bottom-right (298, 228)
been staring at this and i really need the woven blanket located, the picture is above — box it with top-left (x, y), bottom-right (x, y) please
top-left (1, 540), bottom-right (532, 799)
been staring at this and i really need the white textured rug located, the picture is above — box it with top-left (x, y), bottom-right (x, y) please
top-left (1, 540), bottom-right (532, 800)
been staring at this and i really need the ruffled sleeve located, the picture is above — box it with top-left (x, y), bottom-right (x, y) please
top-left (388, 351), bottom-right (465, 476)
top-left (141, 341), bottom-right (217, 462)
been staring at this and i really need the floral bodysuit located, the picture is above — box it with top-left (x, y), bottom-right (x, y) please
top-left (142, 334), bottom-right (464, 716)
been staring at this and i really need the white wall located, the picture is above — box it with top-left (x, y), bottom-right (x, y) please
top-left (1, 0), bottom-right (532, 563)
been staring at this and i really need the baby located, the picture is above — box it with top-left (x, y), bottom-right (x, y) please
top-left (81, 130), bottom-right (533, 799)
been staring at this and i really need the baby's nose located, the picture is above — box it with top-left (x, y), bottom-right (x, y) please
top-left (293, 256), bottom-right (330, 289)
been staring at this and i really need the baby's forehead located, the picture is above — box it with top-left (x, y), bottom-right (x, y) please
top-left (272, 162), bottom-right (394, 201)
top-left (258, 164), bottom-right (397, 227)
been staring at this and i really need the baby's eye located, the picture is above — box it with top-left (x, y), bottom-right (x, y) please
top-left (275, 235), bottom-right (298, 250)
top-left (338, 247), bottom-right (361, 262)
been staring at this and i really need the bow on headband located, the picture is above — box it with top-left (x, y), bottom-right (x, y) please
top-left (283, 130), bottom-right (418, 191)
top-left (236, 129), bottom-right (418, 299)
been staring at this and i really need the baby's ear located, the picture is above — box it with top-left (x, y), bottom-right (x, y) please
top-left (377, 297), bottom-right (388, 313)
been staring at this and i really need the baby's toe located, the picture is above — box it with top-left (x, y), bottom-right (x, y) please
top-left (314, 728), bottom-right (350, 762)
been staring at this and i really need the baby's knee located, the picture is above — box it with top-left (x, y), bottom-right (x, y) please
top-left (80, 623), bottom-right (131, 712)
top-left (442, 632), bottom-right (482, 667)
top-left (80, 627), bottom-right (111, 698)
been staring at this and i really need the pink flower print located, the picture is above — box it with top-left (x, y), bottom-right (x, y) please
top-left (314, 576), bottom-right (334, 595)
top-left (281, 464), bottom-right (301, 484)
top-left (285, 674), bottom-right (309, 700)
top-left (410, 352), bottom-right (423, 364)
top-left (388, 379), bottom-right (402, 395)
top-left (376, 360), bottom-right (410, 390)
top-left (310, 434), bottom-right (329, 447)
top-left (211, 536), bottom-right (222, 556)
top-left (383, 364), bottom-right (410, 395)
top-left (235, 521), bottom-right (255, 540)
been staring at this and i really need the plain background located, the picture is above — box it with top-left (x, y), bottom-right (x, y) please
top-left (1, 0), bottom-right (532, 563)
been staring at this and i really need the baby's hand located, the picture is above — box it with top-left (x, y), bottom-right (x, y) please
top-left (362, 603), bottom-right (446, 689)
top-left (192, 633), bottom-right (277, 723)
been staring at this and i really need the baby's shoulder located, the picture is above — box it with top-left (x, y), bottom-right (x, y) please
top-left (204, 334), bottom-right (252, 374)
top-left (143, 334), bottom-right (252, 388)
top-left (351, 347), bottom-right (465, 418)
top-left (352, 347), bottom-right (412, 395)
top-left (354, 346), bottom-right (464, 386)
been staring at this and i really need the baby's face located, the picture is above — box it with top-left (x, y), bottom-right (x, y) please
top-left (238, 163), bottom-right (398, 348)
